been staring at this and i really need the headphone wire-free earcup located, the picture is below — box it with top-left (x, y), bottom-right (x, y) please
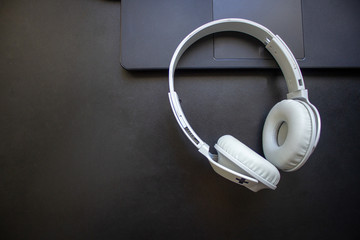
top-left (262, 100), bottom-right (313, 171)
top-left (215, 135), bottom-right (280, 189)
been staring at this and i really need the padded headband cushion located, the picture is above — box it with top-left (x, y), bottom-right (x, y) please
top-left (216, 135), bottom-right (280, 187)
top-left (262, 100), bottom-right (312, 171)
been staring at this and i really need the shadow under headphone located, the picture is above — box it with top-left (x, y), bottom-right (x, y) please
top-left (168, 19), bottom-right (321, 192)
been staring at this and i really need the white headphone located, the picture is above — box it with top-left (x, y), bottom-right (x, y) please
top-left (168, 18), bottom-right (321, 192)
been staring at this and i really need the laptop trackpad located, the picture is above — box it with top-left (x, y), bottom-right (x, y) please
top-left (213, 0), bottom-right (304, 60)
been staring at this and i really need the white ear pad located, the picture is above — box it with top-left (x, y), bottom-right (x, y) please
top-left (215, 135), bottom-right (280, 189)
top-left (262, 100), bottom-right (312, 171)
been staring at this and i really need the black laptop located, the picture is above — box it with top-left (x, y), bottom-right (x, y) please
top-left (120, 0), bottom-right (360, 70)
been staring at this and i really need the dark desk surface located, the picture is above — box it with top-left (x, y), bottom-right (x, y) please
top-left (1, 0), bottom-right (360, 239)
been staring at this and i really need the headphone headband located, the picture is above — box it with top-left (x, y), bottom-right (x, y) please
top-left (169, 18), bottom-right (305, 94)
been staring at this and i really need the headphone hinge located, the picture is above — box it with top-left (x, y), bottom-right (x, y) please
top-left (198, 143), bottom-right (210, 157)
top-left (287, 89), bottom-right (308, 100)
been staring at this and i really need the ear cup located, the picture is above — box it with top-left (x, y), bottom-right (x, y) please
top-left (215, 135), bottom-right (280, 188)
top-left (262, 100), bottom-right (312, 171)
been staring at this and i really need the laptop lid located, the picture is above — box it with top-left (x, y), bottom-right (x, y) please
top-left (120, 0), bottom-right (360, 70)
